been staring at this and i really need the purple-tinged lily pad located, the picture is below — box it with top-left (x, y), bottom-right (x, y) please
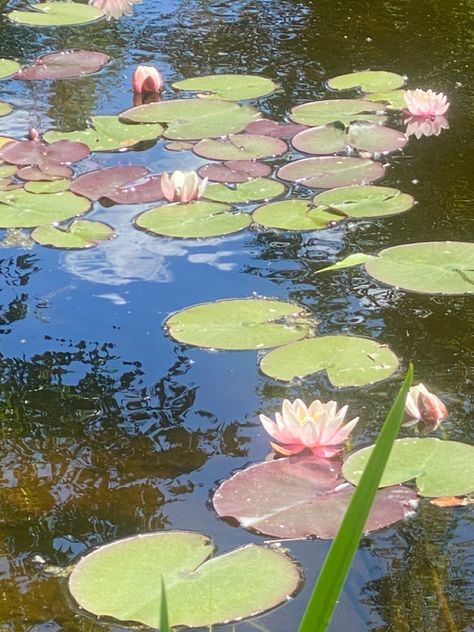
top-left (17, 165), bottom-right (73, 181)
top-left (290, 99), bottom-right (386, 127)
top-left (292, 122), bottom-right (407, 155)
top-left (193, 134), bottom-right (288, 161)
top-left (16, 50), bottom-right (110, 81)
top-left (277, 156), bottom-right (385, 188)
top-left (213, 456), bottom-right (418, 539)
top-left (0, 139), bottom-right (90, 175)
top-left (70, 166), bottom-right (164, 204)
top-left (245, 118), bottom-right (308, 139)
top-left (198, 160), bottom-right (271, 183)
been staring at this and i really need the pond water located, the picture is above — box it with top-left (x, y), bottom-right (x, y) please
top-left (1, 0), bottom-right (473, 630)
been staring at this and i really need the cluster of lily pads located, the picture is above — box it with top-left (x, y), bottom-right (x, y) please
top-left (2, 28), bottom-right (474, 629)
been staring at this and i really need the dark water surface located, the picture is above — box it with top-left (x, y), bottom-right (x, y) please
top-left (0, 0), bottom-right (473, 630)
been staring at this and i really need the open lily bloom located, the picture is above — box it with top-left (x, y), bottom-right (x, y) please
top-left (404, 383), bottom-right (448, 430)
top-left (89, 0), bottom-right (142, 20)
top-left (403, 89), bottom-right (449, 117)
top-left (260, 398), bottom-right (359, 458)
top-left (405, 115), bottom-right (449, 139)
top-left (160, 171), bottom-right (208, 203)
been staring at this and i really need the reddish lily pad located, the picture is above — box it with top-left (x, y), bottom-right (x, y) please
top-left (70, 166), bottom-right (164, 204)
top-left (198, 160), bottom-right (271, 183)
top-left (16, 50), bottom-right (110, 81)
top-left (292, 122), bottom-right (407, 155)
top-left (17, 165), bottom-right (73, 181)
top-left (213, 456), bottom-right (418, 539)
top-left (290, 99), bottom-right (386, 127)
top-left (193, 134), bottom-right (288, 161)
top-left (277, 156), bottom-right (385, 188)
top-left (0, 140), bottom-right (89, 174)
top-left (245, 118), bottom-right (308, 139)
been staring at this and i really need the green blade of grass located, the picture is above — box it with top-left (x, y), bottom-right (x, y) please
top-left (298, 364), bottom-right (413, 632)
top-left (160, 578), bottom-right (171, 632)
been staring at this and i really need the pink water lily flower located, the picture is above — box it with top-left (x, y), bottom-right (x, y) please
top-left (161, 171), bottom-right (208, 203)
top-left (89, 0), bottom-right (141, 20)
top-left (405, 115), bottom-right (449, 139)
top-left (132, 65), bottom-right (164, 95)
top-left (260, 398), bottom-right (359, 458)
top-left (404, 383), bottom-right (448, 430)
top-left (403, 89), bottom-right (449, 117)
top-left (89, 0), bottom-right (142, 20)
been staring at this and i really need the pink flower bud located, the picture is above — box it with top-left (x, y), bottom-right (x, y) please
top-left (404, 383), bottom-right (448, 430)
top-left (132, 65), bottom-right (164, 96)
top-left (28, 128), bottom-right (41, 141)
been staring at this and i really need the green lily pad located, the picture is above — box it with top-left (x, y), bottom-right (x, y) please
top-left (204, 178), bottom-right (286, 203)
top-left (24, 179), bottom-right (70, 194)
top-left (312, 185), bottom-right (415, 218)
top-left (8, 2), bottom-right (104, 26)
top-left (165, 298), bottom-right (313, 350)
top-left (43, 116), bottom-right (163, 152)
top-left (292, 122), bottom-right (407, 155)
top-left (134, 200), bottom-right (251, 239)
top-left (0, 102), bottom-right (13, 117)
top-left (327, 71), bottom-right (406, 93)
top-left (193, 133), bottom-right (288, 161)
top-left (0, 189), bottom-right (90, 228)
top-left (68, 531), bottom-right (301, 629)
top-left (343, 438), bottom-right (474, 497)
top-left (365, 242), bottom-right (474, 294)
top-left (315, 253), bottom-right (375, 274)
top-left (32, 219), bottom-right (114, 249)
top-left (365, 90), bottom-right (406, 110)
top-left (290, 99), bottom-right (386, 127)
top-left (172, 74), bottom-right (278, 101)
top-left (252, 199), bottom-right (340, 231)
top-left (120, 99), bottom-right (260, 141)
top-left (260, 335), bottom-right (399, 386)
top-left (0, 59), bottom-right (20, 80)
top-left (277, 156), bottom-right (385, 188)
top-left (0, 164), bottom-right (17, 178)
top-left (164, 140), bottom-right (195, 152)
